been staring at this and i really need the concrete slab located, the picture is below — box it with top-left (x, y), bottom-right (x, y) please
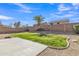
top-left (0, 38), bottom-right (47, 56)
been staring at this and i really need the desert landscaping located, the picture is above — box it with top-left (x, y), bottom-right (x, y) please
top-left (0, 3), bottom-right (79, 56)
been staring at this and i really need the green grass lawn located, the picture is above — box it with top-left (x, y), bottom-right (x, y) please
top-left (12, 32), bottom-right (67, 47)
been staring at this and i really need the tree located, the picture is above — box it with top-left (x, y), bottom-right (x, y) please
top-left (49, 22), bottom-right (53, 25)
top-left (21, 24), bottom-right (28, 29)
top-left (50, 18), bottom-right (70, 25)
top-left (33, 15), bottom-right (44, 26)
top-left (73, 24), bottom-right (79, 34)
top-left (7, 23), bottom-right (13, 28)
top-left (0, 20), bottom-right (2, 25)
top-left (57, 18), bottom-right (70, 23)
top-left (13, 21), bottom-right (21, 28)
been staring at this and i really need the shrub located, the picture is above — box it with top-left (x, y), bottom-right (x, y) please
top-left (39, 33), bottom-right (47, 36)
top-left (36, 28), bottom-right (46, 31)
top-left (73, 24), bottom-right (79, 34)
top-left (25, 29), bottom-right (29, 31)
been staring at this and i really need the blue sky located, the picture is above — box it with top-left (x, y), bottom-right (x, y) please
top-left (0, 3), bottom-right (79, 26)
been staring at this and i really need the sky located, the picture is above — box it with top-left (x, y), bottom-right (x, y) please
top-left (0, 3), bottom-right (79, 26)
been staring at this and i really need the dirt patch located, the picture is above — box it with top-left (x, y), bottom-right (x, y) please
top-left (0, 34), bottom-right (11, 39)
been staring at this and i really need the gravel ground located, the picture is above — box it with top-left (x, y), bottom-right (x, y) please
top-left (39, 35), bottom-right (79, 56)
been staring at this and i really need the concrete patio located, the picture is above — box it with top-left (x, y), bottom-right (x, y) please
top-left (0, 38), bottom-right (47, 56)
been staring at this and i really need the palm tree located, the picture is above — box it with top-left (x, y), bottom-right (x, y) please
top-left (33, 15), bottom-right (44, 26)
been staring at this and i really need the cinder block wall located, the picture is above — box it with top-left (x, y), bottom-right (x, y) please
top-left (0, 23), bottom-right (75, 34)
top-left (31, 23), bottom-right (74, 33)
top-left (30, 24), bottom-right (50, 31)
top-left (50, 23), bottom-right (74, 32)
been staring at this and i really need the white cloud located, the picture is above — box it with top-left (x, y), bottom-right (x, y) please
top-left (14, 3), bottom-right (32, 13)
top-left (50, 12), bottom-right (75, 19)
top-left (49, 3), bottom-right (55, 5)
top-left (0, 15), bottom-right (13, 20)
top-left (63, 14), bottom-right (74, 17)
top-left (72, 3), bottom-right (79, 9)
top-left (68, 11), bottom-right (79, 15)
top-left (58, 4), bottom-right (71, 12)
top-left (60, 14), bottom-right (74, 18)
top-left (46, 10), bottom-right (78, 22)
top-left (72, 3), bottom-right (79, 6)
top-left (48, 3), bottom-right (79, 21)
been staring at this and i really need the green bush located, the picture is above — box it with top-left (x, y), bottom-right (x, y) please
top-left (36, 28), bottom-right (46, 31)
top-left (39, 32), bottom-right (47, 37)
top-left (73, 25), bottom-right (79, 34)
